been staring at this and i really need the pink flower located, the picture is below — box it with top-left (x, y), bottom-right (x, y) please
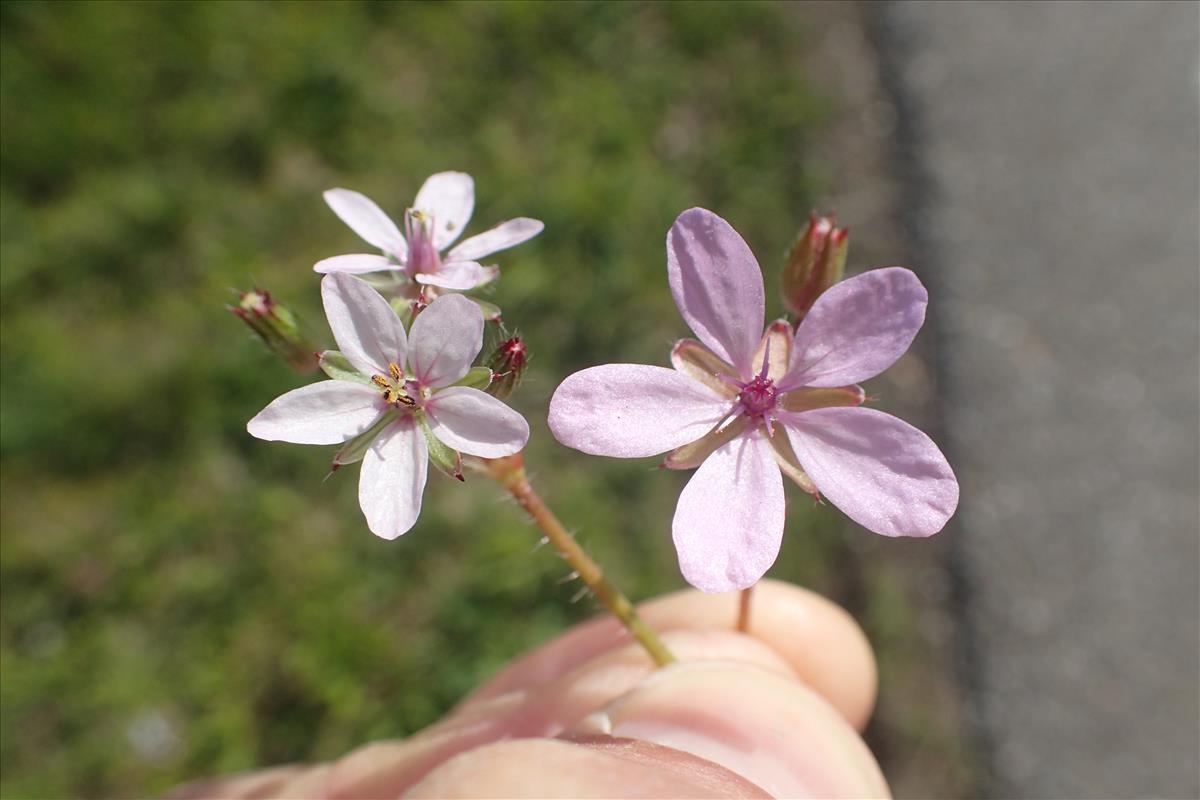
top-left (548, 208), bottom-right (958, 593)
top-left (315, 172), bottom-right (543, 292)
top-left (248, 273), bottom-right (530, 539)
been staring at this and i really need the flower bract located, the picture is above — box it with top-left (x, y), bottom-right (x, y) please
top-left (248, 273), bottom-right (530, 539)
top-left (548, 208), bottom-right (958, 593)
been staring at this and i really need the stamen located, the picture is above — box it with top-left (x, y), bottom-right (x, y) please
top-left (757, 338), bottom-right (772, 381)
top-left (388, 362), bottom-right (403, 381)
top-left (371, 375), bottom-right (391, 390)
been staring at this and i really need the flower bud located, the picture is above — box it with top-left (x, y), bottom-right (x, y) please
top-left (231, 289), bottom-right (321, 374)
top-left (484, 336), bottom-right (528, 400)
top-left (780, 214), bottom-right (849, 321)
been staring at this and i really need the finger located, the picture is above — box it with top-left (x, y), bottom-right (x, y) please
top-left (164, 764), bottom-right (311, 799)
top-left (569, 661), bottom-right (889, 799)
top-left (325, 629), bottom-right (792, 798)
top-left (403, 737), bottom-right (771, 799)
top-left (465, 579), bottom-right (877, 729)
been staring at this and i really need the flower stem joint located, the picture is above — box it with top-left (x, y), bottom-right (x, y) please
top-left (781, 214), bottom-right (849, 322)
top-left (231, 288), bottom-right (321, 374)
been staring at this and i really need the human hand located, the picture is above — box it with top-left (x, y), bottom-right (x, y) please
top-left (169, 580), bottom-right (887, 798)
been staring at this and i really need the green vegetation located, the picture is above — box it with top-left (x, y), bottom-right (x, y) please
top-left (0, 2), bottom-right (859, 796)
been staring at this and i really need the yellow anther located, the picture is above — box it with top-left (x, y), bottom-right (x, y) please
top-left (388, 362), bottom-right (403, 381)
top-left (371, 375), bottom-right (391, 390)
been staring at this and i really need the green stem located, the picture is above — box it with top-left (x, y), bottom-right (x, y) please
top-left (482, 454), bottom-right (675, 667)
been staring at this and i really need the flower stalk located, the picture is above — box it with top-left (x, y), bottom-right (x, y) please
top-left (737, 586), bottom-right (753, 633)
top-left (480, 453), bottom-right (676, 667)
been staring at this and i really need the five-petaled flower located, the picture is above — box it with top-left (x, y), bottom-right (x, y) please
top-left (548, 208), bottom-right (958, 593)
top-left (248, 273), bottom-right (530, 539)
top-left (315, 171), bottom-right (543, 293)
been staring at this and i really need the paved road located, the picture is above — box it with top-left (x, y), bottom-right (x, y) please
top-left (873, 2), bottom-right (1200, 797)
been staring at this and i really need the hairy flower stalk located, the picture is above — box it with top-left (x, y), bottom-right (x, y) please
top-left (479, 454), bottom-right (675, 667)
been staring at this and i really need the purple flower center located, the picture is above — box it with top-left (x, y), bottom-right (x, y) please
top-left (737, 375), bottom-right (778, 416)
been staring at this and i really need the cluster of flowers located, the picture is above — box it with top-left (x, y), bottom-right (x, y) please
top-left (243, 173), bottom-right (957, 595)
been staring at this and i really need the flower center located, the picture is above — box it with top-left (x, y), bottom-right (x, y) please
top-left (404, 209), bottom-right (441, 274)
top-left (371, 362), bottom-right (422, 409)
top-left (737, 375), bottom-right (778, 416)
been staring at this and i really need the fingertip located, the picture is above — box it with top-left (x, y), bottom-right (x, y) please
top-left (568, 660), bottom-right (890, 799)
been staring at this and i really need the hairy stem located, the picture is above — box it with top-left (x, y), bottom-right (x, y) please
top-left (481, 454), bottom-right (675, 667)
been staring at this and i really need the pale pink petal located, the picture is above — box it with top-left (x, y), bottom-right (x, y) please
top-left (426, 387), bottom-right (530, 458)
top-left (446, 218), bottom-right (544, 262)
top-left (672, 433), bottom-right (785, 593)
top-left (784, 267), bottom-right (927, 389)
top-left (322, 273), bottom-right (408, 377)
top-left (413, 171), bottom-right (474, 250)
top-left (247, 381), bottom-right (383, 445)
top-left (548, 364), bottom-right (727, 458)
top-left (666, 208), bottom-right (765, 376)
top-left (413, 261), bottom-right (486, 291)
top-left (323, 189), bottom-right (407, 257)
top-left (358, 417), bottom-right (428, 540)
top-left (781, 406), bottom-right (958, 538)
top-left (408, 294), bottom-right (484, 388)
top-left (313, 254), bottom-right (396, 275)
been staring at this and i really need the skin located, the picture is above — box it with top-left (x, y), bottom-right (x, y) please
top-left (168, 580), bottom-right (887, 799)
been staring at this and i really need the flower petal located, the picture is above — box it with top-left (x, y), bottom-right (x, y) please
top-left (666, 208), bottom-right (765, 376)
top-left (426, 387), bottom-right (530, 458)
top-left (413, 261), bottom-right (487, 291)
top-left (408, 294), bottom-right (484, 388)
top-left (247, 381), bottom-right (383, 445)
top-left (322, 273), bottom-right (408, 377)
top-left (784, 267), bottom-right (927, 389)
top-left (323, 189), bottom-right (407, 257)
top-left (781, 406), bottom-right (958, 537)
top-left (314, 254), bottom-right (396, 275)
top-left (672, 433), bottom-right (785, 593)
top-left (358, 418), bottom-right (428, 540)
top-left (413, 171), bottom-right (475, 250)
top-left (446, 218), bottom-right (544, 262)
top-left (548, 364), bottom-right (726, 458)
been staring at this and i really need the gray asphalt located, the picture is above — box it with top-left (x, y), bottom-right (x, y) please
top-left (873, 2), bottom-right (1200, 797)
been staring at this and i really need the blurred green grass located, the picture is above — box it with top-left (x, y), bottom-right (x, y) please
top-left (0, 2), bottom-right (858, 796)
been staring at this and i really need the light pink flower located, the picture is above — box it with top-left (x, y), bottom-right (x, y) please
top-left (248, 273), bottom-right (529, 539)
top-left (314, 172), bottom-right (544, 291)
top-left (548, 208), bottom-right (958, 593)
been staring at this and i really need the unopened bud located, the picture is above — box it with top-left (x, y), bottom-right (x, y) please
top-left (484, 336), bottom-right (528, 400)
top-left (231, 289), bottom-right (320, 374)
top-left (781, 214), bottom-right (849, 321)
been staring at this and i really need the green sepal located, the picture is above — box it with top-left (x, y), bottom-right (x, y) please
top-left (417, 414), bottom-right (463, 481)
top-left (319, 351), bottom-right (374, 386)
top-left (453, 366), bottom-right (494, 391)
top-left (468, 296), bottom-right (503, 322)
top-left (331, 410), bottom-right (399, 470)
